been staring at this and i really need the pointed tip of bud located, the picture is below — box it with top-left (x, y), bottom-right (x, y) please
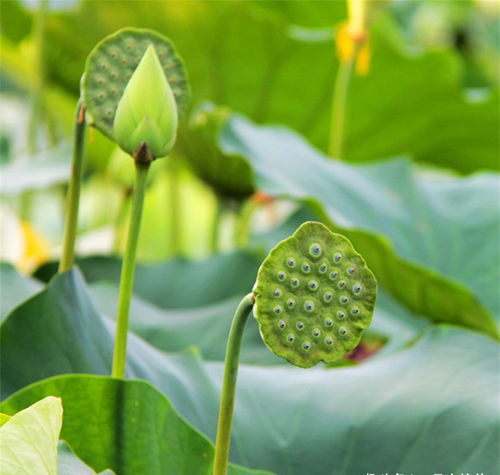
top-left (113, 43), bottom-right (178, 159)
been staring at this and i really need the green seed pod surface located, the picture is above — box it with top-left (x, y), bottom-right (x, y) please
top-left (82, 28), bottom-right (189, 141)
top-left (253, 221), bottom-right (377, 368)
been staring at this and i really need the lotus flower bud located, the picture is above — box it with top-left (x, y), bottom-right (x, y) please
top-left (113, 44), bottom-right (178, 160)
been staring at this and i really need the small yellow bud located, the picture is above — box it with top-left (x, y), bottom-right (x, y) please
top-left (113, 44), bottom-right (178, 159)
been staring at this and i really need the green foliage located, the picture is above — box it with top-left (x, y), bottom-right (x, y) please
top-left (0, 376), bottom-right (272, 475)
top-left (0, 266), bottom-right (498, 474)
top-left (254, 221), bottom-right (376, 367)
top-left (35, 250), bottom-right (261, 308)
top-left (0, 1), bottom-right (499, 473)
top-left (0, 396), bottom-right (62, 475)
top-left (0, 263), bottom-right (42, 320)
top-left (180, 103), bottom-right (255, 200)
top-left (221, 115), bottom-right (499, 337)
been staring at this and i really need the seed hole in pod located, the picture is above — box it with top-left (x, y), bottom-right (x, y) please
top-left (329, 271), bottom-right (338, 280)
top-left (121, 59), bottom-right (128, 65)
top-left (312, 328), bottom-right (321, 338)
top-left (98, 93), bottom-right (105, 99)
top-left (97, 79), bottom-right (104, 86)
top-left (319, 264), bottom-right (328, 274)
top-left (308, 280), bottom-right (319, 291)
top-left (333, 252), bottom-right (342, 263)
top-left (325, 336), bottom-right (333, 345)
top-left (287, 299), bottom-right (295, 308)
top-left (277, 271), bottom-right (286, 281)
top-left (324, 317), bottom-right (333, 327)
top-left (303, 341), bottom-right (311, 351)
top-left (323, 292), bottom-right (333, 302)
top-left (273, 289), bottom-right (282, 297)
top-left (337, 311), bottom-right (345, 319)
top-left (339, 296), bottom-right (349, 304)
top-left (304, 301), bottom-right (314, 312)
top-left (309, 243), bottom-right (322, 257)
top-left (291, 278), bottom-right (299, 288)
top-left (302, 263), bottom-right (311, 273)
top-left (106, 109), bottom-right (113, 116)
top-left (287, 334), bottom-right (295, 343)
top-left (126, 43), bottom-right (133, 50)
top-left (296, 321), bottom-right (305, 330)
top-left (347, 267), bottom-right (356, 275)
top-left (278, 320), bottom-right (286, 329)
top-left (100, 63), bottom-right (108, 70)
top-left (338, 280), bottom-right (346, 289)
top-left (274, 305), bottom-right (283, 314)
top-left (351, 306), bottom-right (360, 315)
top-left (339, 327), bottom-right (348, 336)
top-left (287, 258), bottom-right (296, 268)
top-left (353, 283), bottom-right (362, 294)
top-left (111, 72), bottom-right (117, 79)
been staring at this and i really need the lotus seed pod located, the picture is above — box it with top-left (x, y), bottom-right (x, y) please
top-left (82, 28), bottom-right (189, 144)
top-left (253, 221), bottom-right (377, 368)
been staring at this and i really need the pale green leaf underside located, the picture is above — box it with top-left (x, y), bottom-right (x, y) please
top-left (0, 396), bottom-right (62, 475)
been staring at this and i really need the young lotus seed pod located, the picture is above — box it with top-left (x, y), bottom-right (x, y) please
top-left (253, 221), bottom-right (377, 368)
top-left (82, 28), bottom-right (189, 155)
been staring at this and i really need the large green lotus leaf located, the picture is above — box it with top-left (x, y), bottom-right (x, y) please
top-left (87, 284), bottom-right (280, 366)
top-left (1, 268), bottom-right (498, 473)
top-left (0, 262), bottom-right (42, 321)
top-left (220, 115), bottom-right (500, 336)
top-left (0, 269), bottom-right (221, 437)
top-left (34, 250), bottom-right (262, 309)
top-left (0, 376), bottom-right (272, 475)
top-left (0, 396), bottom-right (62, 475)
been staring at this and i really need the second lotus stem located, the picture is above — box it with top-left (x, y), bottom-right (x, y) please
top-left (213, 292), bottom-right (255, 475)
top-left (59, 100), bottom-right (87, 273)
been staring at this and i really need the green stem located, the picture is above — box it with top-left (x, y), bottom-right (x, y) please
top-left (211, 196), bottom-right (223, 254)
top-left (113, 188), bottom-right (132, 254)
top-left (112, 163), bottom-right (150, 379)
top-left (328, 55), bottom-right (355, 159)
top-left (58, 100), bottom-right (87, 273)
top-left (168, 158), bottom-right (182, 255)
top-left (213, 293), bottom-right (255, 475)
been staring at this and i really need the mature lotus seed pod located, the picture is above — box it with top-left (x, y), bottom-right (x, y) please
top-left (253, 221), bottom-right (377, 368)
top-left (82, 28), bottom-right (189, 145)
